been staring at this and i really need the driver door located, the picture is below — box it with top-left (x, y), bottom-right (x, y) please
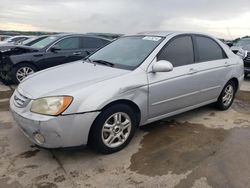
top-left (37, 36), bottom-right (82, 69)
top-left (148, 35), bottom-right (200, 119)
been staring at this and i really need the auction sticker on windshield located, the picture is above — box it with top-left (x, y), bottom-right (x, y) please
top-left (142, 36), bottom-right (162, 41)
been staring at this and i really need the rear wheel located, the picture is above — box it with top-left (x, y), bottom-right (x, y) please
top-left (216, 81), bottom-right (236, 110)
top-left (12, 63), bottom-right (37, 84)
top-left (89, 104), bottom-right (136, 154)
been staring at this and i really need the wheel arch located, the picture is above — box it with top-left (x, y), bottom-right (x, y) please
top-left (229, 77), bottom-right (239, 92)
top-left (12, 61), bottom-right (40, 71)
top-left (87, 99), bottom-right (142, 145)
top-left (100, 99), bottom-right (141, 126)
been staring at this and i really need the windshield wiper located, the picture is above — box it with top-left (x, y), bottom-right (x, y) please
top-left (92, 59), bottom-right (114, 67)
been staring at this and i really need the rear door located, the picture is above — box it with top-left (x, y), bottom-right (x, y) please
top-left (192, 35), bottom-right (230, 103)
top-left (148, 35), bottom-right (201, 119)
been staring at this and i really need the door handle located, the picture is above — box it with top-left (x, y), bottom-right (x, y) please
top-left (73, 52), bottom-right (82, 55)
top-left (188, 68), bottom-right (198, 75)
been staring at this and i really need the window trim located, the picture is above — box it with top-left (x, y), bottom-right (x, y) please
top-left (46, 36), bottom-right (80, 52)
top-left (51, 36), bottom-right (81, 51)
top-left (156, 34), bottom-right (195, 67)
top-left (192, 34), bottom-right (228, 63)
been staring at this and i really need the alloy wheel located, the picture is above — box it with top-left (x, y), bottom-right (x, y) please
top-left (222, 84), bottom-right (234, 107)
top-left (101, 112), bottom-right (132, 148)
top-left (16, 67), bottom-right (35, 82)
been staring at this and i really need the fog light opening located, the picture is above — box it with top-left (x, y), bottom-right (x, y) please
top-left (33, 132), bottom-right (45, 145)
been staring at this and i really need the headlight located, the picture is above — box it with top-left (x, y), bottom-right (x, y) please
top-left (31, 96), bottom-right (73, 116)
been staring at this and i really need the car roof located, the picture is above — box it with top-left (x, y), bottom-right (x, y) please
top-left (137, 31), bottom-right (210, 37)
top-left (50, 33), bottom-right (112, 41)
top-left (9, 35), bottom-right (31, 38)
top-left (137, 31), bottom-right (175, 37)
top-left (240, 38), bottom-right (250, 40)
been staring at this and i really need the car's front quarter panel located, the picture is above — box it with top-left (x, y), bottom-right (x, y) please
top-left (62, 68), bottom-right (149, 125)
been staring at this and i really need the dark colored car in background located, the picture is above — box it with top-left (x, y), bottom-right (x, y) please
top-left (0, 35), bottom-right (11, 41)
top-left (0, 34), bottom-right (111, 84)
top-left (231, 37), bottom-right (250, 78)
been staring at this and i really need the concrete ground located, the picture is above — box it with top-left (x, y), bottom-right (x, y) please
top-left (0, 79), bottom-right (250, 188)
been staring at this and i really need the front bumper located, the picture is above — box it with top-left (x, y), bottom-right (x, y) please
top-left (10, 93), bottom-right (100, 148)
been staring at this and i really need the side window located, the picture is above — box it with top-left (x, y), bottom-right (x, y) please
top-left (157, 36), bottom-right (194, 67)
top-left (82, 37), bottom-right (109, 49)
top-left (54, 37), bottom-right (80, 50)
top-left (195, 36), bottom-right (226, 62)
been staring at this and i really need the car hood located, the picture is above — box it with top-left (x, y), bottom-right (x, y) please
top-left (18, 61), bottom-right (131, 99)
top-left (0, 45), bottom-right (39, 56)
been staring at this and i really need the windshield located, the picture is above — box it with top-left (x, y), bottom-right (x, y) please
top-left (30, 36), bottom-right (59, 49)
top-left (88, 36), bottom-right (164, 70)
top-left (234, 39), bottom-right (250, 47)
top-left (22, 37), bottom-right (37, 45)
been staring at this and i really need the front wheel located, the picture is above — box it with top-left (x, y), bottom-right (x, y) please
top-left (89, 104), bottom-right (137, 154)
top-left (216, 81), bottom-right (236, 110)
top-left (12, 63), bottom-right (37, 84)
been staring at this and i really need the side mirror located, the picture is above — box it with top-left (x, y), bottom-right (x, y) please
top-left (236, 48), bottom-right (248, 59)
top-left (152, 60), bottom-right (173, 73)
top-left (50, 46), bottom-right (61, 52)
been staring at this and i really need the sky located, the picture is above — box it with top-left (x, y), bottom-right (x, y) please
top-left (1, 0), bottom-right (250, 39)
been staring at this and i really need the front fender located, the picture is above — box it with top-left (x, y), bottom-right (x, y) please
top-left (63, 69), bottom-right (149, 125)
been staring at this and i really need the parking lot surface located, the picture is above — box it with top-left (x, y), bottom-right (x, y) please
top-left (0, 80), bottom-right (250, 188)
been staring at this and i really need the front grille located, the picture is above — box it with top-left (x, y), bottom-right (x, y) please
top-left (13, 90), bottom-right (30, 108)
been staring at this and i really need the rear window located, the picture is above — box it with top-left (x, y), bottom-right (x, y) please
top-left (195, 36), bottom-right (226, 62)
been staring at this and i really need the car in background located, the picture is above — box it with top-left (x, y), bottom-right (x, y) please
top-left (0, 36), bottom-right (32, 46)
top-left (0, 36), bottom-right (49, 51)
top-left (0, 35), bottom-right (11, 41)
top-left (0, 34), bottom-right (111, 83)
top-left (10, 31), bottom-right (244, 154)
top-left (231, 37), bottom-right (250, 78)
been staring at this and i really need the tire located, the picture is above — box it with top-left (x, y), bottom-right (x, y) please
top-left (216, 80), bottom-right (236, 111)
top-left (11, 63), bottom-right (37, 84)
top-left (89, 104), bottom-right (137, 154)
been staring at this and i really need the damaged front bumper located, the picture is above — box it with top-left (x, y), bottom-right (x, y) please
top-left (10, 92), bottom-right (100, 148)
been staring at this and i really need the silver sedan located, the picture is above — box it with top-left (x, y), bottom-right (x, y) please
top-left (10, 31), bottom-right (244, 154)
